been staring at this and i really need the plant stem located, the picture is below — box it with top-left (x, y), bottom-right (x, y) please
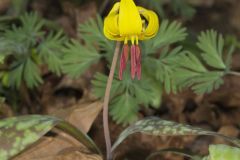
top-left (103, 42), bottom-right (121, 160)
top-left (228, 71), bottom-right (240, 77)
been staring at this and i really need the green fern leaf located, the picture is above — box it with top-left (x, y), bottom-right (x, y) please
top-left (8, 58), bottom-right (43, 89)
top-left (197, 30), bottom-right (226, 69)
top-left (146, 46), bottom-right (185, 93)
top-left (110, 93), bottom-right (139, 125)
top-left (143, 20), bottom-right (187, 55)
top-left (38, 31), bottom-right (67, 75)
top-left (177, 51), bottom-right (207, 73)
top-left (78, 15), bottom-right (114, 56)
top-left (9, 63), bottom-right (24, 88)
top-left (23, 58), bottom-right (43, 88)
top-left (174, 52), bottom-right (225, 94)
top-left (92, 73), bottom-right (123, 99)
top-left (190, 72), bottom-right (224, 94)
top-left (4, 13), bottom-right (44, 54)
top-left (154, 20), bottom-right (187, 48)
top-left (93, 71), bottom-right (161, 125)
top-left (62, 40), bottom-right (101, 78)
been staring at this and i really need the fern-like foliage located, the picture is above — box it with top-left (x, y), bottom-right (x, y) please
top-left (3, 13), bottom-right (44, 55)
top-left (81, 17), bottom-right (186, 124)
top-left (62, 16), bottom-right (113, 78)
top-left (62, 40), bottom-right (101, 78)
top-left (0, 12), bottom-right (67, 89)
top-left (78, 15), bottom-right (114, 55)
top-left (38, 31), bottom-right (67, 75)
top-left (143, 20), bottom-right (187, 55)
top-left (144, 29), bottom-right (230, 95)
top-left (144, 47), bottom-right (185, 94)
top-left (141, 21), bottom-right (188, 94)
top-left (61, 15), bottom-right (236, 124)
top-left (92, 71), bottom-right (161, 125)
top-left (78, 15), bottom-right (114, 62)
top-left (197, 30), bottom-right (226, 69)
top-left (174, 30), bottom-right (229, 94)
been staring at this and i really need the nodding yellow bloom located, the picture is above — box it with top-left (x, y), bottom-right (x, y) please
top-left (103, 0), bottom-right (159, 80)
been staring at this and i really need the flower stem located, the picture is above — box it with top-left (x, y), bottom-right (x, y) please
top-left (103, 42), bottom-right (121, 160)
top-left (228, 71), bottom-right (240, 77)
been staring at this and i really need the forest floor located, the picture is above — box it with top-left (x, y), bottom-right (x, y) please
top-left (1, 0), bottom-right (240, 160)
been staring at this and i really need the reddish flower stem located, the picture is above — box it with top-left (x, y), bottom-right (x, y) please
top-left (103, 42), bottom-right (121, 160)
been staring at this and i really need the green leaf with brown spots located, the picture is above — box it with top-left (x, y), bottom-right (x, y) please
top-left (112, 117), bottom-right (240, 151)
top-left (0, 115), bottom-right (101, 160)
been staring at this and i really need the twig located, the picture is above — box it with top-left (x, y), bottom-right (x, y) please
top-left (103, 42), bottom-right (121, 160)
top-left (228, 71), bottom-right (240, 77)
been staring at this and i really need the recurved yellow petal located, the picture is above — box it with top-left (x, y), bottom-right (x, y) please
top-left (108, 2), bottom-right (120, 15)
top-left (103, 3), bottom-right (125, 41)
top-left (119, 0), bottom-right (142, 36)
top-left (138, 7), bottom-right (159, 40)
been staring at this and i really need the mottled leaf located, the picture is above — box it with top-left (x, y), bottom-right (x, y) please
top-left (112, 117), bottom-right (240, 151)
top-left (0, 115), bottom-right (100, 160)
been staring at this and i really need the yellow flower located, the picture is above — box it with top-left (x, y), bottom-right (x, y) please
top-left (103, 0), bottom-right (159, 80)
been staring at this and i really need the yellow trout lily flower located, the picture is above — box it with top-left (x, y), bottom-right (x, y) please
top-left (103, 0), bottom-right (159, 80)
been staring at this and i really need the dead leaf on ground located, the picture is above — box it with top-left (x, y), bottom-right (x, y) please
top-left (14, 129), bottom-right (102, 160)
top-left (212, 125), bottom-right (240, 146)
top-left (51, 101), bottom-right (103, 133)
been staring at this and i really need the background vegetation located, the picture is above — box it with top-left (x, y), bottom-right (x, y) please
top-left (0, 0), bottom-right (240, 160)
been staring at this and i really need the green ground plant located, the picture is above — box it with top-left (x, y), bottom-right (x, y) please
top-left (0, 0), bottom-right (240, 160)
top-left (65, 17), bottom-right (238, 125)
top-left (0, 13), bottom-right (67, 89)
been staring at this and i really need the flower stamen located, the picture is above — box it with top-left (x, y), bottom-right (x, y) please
top-left (130, 44), bottom-right (136, 79)
top-left (119, 44), bottom-right (129, 80)
top-left (135, 45), bottom-right (141, 80)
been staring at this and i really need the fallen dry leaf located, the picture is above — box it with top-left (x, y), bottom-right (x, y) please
top-left (212, 125), bottom-right (240, 146)
top-left (14, 129), bottom-right (102, 160)
top-left (51, 101), bottom-right (103, 133)
top-left (32, 151), bottom-right (102, 160)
